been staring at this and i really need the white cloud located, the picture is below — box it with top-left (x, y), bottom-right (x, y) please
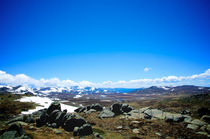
top-left (144, 67), bottom-right (152, 72)
top-left (0, 69), bottom-right (210, 88)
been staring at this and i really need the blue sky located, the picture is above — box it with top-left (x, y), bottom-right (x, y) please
top-left (0, 0), bottom-right (210, 87)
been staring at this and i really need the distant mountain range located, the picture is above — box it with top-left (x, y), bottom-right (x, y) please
top-left (0, 85), bottom-right (209, 97)
top-left (130, 85), bottom-right (210, 95)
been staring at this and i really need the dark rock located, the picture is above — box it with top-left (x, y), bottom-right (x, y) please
top-left (91, 103), bottom-right (103, 111)
top-left (201, 115), bottom-right (210, 123)
top-left (25, 114), bottom-right (35, 123)
top-left (63, 115), bottom-right (86, 131)
top-left (74, 107), bottom-right (83, 113)
top-left (54, 111), bottom-right (67, 127)
top-left (46, 101), bottom-right (61, 115)
top-left (8, 122), bottom-right (24, 136)
top-left (61, 113), bottom-right (72, 128)
top-left (48, 110), bottom-right (61, 123)
top-left (85, 109), bottom-right (96, 114)
top-left (86, 105), bottom-right (91, 111)
top-left (110, 103), bottom-right (123, 115)
top-left (36, 110), bottom-right (47, 127)
top-left (181, 110), bottom-right (191, 115)
top-left (144, 114), bottom-right (152, 119)
top-left (98, 109), bottom-right (115, 118)
top-left (78, 124), bottom-right (93, 136)
top-left (197, 107), bottom-right (210, 117)
top-left (121, 104), bottom-right (133, 113)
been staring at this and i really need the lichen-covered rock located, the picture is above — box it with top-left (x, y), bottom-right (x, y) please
top-left (98, 109), bottom-right (115, 118)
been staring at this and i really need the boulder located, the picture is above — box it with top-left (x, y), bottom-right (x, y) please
top-left (110, 103), bottom-right (123, 115)
top-left (201, 115), bottom-right (210, 123)
top-left (61, 113), bottom-right (72, 128)
top-left (77, 124), bottom-right (93, 136)
top-left (191, 119), bottom-right (207, 126)
top-left (121, 104), bottom-right (133, 113)
top-left (8, 122), bottom-right (24, 136)
top-left (144, 109), bottom-right (165, 120)
top-left (98, 109), bottom-right (115, 118)
top-left (91, 103), bottom-right (103, 111)
top-left (46, 101), bottom-right (61, 115)
top-left (36, 110), bottom-right (48, 127)
top-left (48, 110), bottom-right (61, 123)
top-left (187, 124), bottom-right (199, 130)
top-left (165, 113), bottom-right (185, 122)
top-left (63, 115), bottom-right (86, 131)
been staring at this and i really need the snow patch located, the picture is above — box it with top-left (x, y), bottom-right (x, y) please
top-left (17, 96), bottom-right (77, 114)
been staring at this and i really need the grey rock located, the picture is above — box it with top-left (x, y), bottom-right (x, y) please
top-left (98, 109), bottom-right (115, 118)
top-left (144, 109), bottom-right (165, 120)
top-left (191, 119), bottom-right (207, 126)
top-left (187, 124), bottom-right (199, 130)
top-left (196, 131), bottom-right (208, 136)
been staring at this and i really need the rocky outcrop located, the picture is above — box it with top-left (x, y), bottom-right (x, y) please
top-left (74, 103), bottom-right (103, 114)
top-left (34, 101), bottom-right (93, 136)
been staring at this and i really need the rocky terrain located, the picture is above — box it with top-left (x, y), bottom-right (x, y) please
top-left (0, 86), bottom-right (210, 138)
